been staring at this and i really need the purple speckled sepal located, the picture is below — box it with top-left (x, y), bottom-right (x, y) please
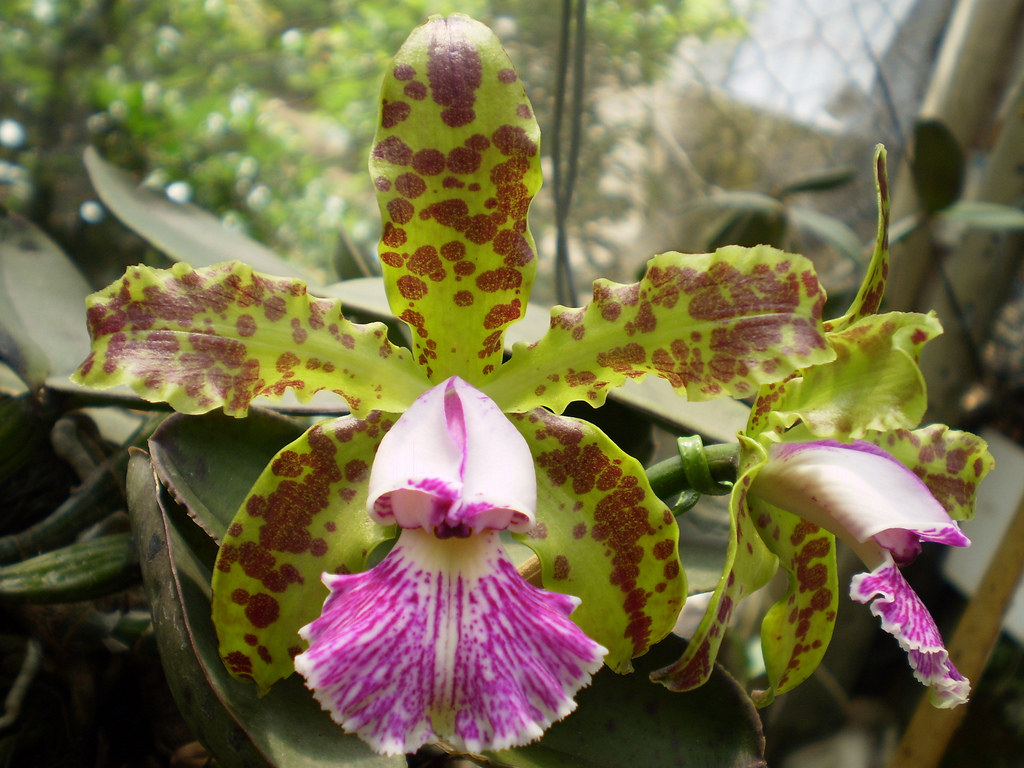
top-left (850, 556), bottom-right (969, 708)
top-left (294, 528), bottom-right (607, 754)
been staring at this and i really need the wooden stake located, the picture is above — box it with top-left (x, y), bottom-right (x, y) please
top-left (888, 488), bottom-right (1024, 768)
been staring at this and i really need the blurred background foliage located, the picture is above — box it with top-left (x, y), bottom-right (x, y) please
top-left (0, 0), bottom-right (741, 290)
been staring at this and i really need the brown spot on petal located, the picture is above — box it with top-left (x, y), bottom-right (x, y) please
top-left (395, 173), bottom-right (426, 199)
top-left (427, 18), bottom-right (482, 128)
top-left (244, 593), bottom-right (280, 628)
top-left (381, 99), bottom-right (411, 129)
top-left (373, 136), bottom-right (412, 166)
top-left (236, 314), bottom-right (257, 337)
top-left (404, 81), bottom-right (427, 100)
top-left (441, 241), bottom-right (466, 261)
top-left (387, 198), bottom-right (415, 225)
top-left (553, 555), bottom-right (570, 580)
top-left (492, 124), bottom-right (537, 157)
top-left (448, 146), bottom-right (482, 174)
top-left (413, 149), bottom-right (446, 177)
top-left (397, 275), bottom-right (427, 300)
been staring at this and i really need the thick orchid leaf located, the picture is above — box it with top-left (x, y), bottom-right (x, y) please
top-left (84, 147), bottom-right (307, 281)
top-left (826, 145), bottom-right (890, 333)
top-left (485, 246), bottom-right (833, 415)
top-left (493, 636), bottom-right (765, 768)
top-left (370, 14), bottom-right (541, 386)
top-left (0, 211), bottom-right (92, 388)
top-left (650, 436), bottom-right (778, 692)
top-left (72, 261), bottom-right (426, 417)
top-left (211, 415), bottom-right (396, 692)
top-left (766, 311), bottom-right (941, 438)
top-left (149, 408), bottom-right (306, 543)
top-left (127, 452), bottom-right (402, 767)
top-left (510, 409), bottom-right (684, 673)
top-left (862, 425), bottom-right (994, 522)
top-left (749, 499), bottom-right (838, 707)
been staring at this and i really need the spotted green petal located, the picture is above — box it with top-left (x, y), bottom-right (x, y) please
top-left (73, 261), bottom-right (426, 417)
top-left (861, 425), bottom-right (994, 522)
top-left (765, 311), bottom-right (942, 438)
top-left (650, 435), bottom-right (778, 692)
top-left (485, 246), bottom-right (833, 414)
top-left (370, 14), bottom-right (541, 386)
top-left (749, 498), bottom-right (838, 707)
top-left (211, 415), bottom-right (396, 692)
top-left (826, 145), bottom-right (890, 333)
top-left (510, 409), bottom-right (684, 673)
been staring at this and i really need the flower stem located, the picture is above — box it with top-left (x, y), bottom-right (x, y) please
top-left (646, 437), bottom-right (739, 505)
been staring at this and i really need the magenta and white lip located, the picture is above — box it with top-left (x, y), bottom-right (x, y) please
top-left (295, 377), bottom-right (607, 754)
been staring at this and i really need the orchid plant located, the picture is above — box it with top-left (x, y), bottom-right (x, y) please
top-left (652, 152), bottom-right (994, 708)
top-left (68, 12), bottom-right (992, 763)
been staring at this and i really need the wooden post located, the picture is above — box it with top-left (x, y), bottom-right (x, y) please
top-left (887, 488), bottom-right (1024, 768)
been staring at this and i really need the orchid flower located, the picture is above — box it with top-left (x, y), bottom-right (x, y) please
top-left (749, 437), bottom-right (975, 707)
top-left (73, 14), bottom-right (835, 754)
top-left (652, 147), bottom-right (994, 709)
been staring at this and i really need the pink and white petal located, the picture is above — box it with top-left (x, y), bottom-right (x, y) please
top-left (447, 377), bottom-right (536, 533)
top-left (755, 440), bottom-right (969, 563)
top-left (367, 376), bottom-right (463, 529)
top-left (850, 556), bottom-right (969, 708)
top-left (294, 528), bottom-right (606, 755)
top-left (367, 377), bottom-right (536, 534)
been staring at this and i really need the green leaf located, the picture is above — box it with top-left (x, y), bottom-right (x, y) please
top-left (775, 166), bottom-right (857, 198)
top-left (486, 246), bottom-right (834, 414)
top-left (0, 533), bottom-right (139, 604)
top-left (126, 451), bottom-right (402, 768)
top-left (511, 410), bottom-right (684, 673)
top-left (0, 211), bottom-right (93, 388)
top-left (72, 261), bottom-right (427, 418)
top-left (912, 119), bottom-right (964, 216)
top-left (149, 408), bottom-right (306, 543)
top-left (492, 636), bottom-right (765, 768)
top-left (332, 227), bottom-right (382, 281)
top-left (84, 147), bottom-right (307, 281)
top-left (862, 425), bottom-right (994, 522)
top-left (698, 190), bottom-right (786, 215)
top-left (827, 145), bottom-right (890, 332)
top-left (211, 415), bottom-right (396, 692)
top-left (939, 200), bottom-right (1024, 230)
top-left (768, 312), bottom-right (941, 438)
top-left (788, 205), bottom-right (863, 265)
top-left (650, 436), bottom-right (778, 692)
top-left (695, 192), bottom-right (787, 252)
top-left (370, 14), bottom-right (542, 386)
top-left (750, 498), bottom-right (838, 707)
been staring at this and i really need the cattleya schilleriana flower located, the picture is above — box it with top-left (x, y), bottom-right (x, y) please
top-left (652, 149), bottom-right (994, 709)
top-left (74, 14), bottom-right (837, 755)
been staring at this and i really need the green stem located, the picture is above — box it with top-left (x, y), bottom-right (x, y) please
top-left (646, 438), bottom-right (740, 502)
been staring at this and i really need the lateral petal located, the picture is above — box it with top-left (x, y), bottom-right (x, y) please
top-left (295, 528), bottom-right (606, 754)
